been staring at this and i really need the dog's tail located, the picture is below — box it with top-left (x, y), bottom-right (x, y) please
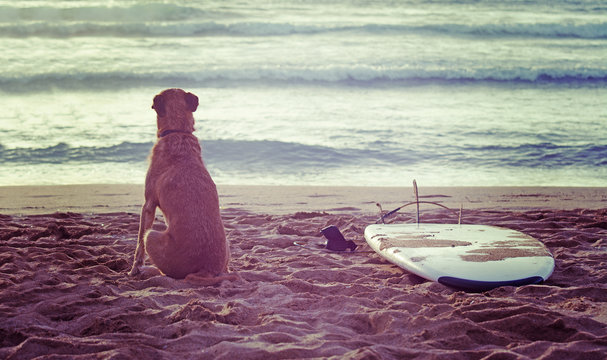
top-left (184, 272), bottom-right (240, 286)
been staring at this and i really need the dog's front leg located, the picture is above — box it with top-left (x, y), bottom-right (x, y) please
top-left (128, 201), bottom-right (156, 276)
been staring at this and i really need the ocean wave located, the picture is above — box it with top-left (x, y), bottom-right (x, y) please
top-left (0, 4), bottom-right (606, 39)
top-left (0, 142), bottom-right (152, 164)
top-left (1, 140), bottom-right (605, 170)
top-left (460, 143), bottom-right (607, 168)
top-left (0, 3), bottom-right (210, 23)
top-left (424, 22), bottom-right (607, 40)
top-left (0, 140), bottom-right (405, 167)
top-left (3, 21), bottom-right (607, 39)
top-left (208, 140), bottom-right (607, 170)
top-left (3, 66), bottom-right (607, 92)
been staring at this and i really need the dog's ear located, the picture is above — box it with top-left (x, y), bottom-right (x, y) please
top-left (152, 94), bottom-right (166, 117)
top-left (185, 92), bottom-right (199, 113)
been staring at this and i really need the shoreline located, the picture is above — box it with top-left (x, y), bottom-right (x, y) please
top-left (0, 184), bottom-right (606, 216)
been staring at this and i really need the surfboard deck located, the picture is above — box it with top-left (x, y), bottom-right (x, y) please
top-left (364, 223), bottom-right (555, 291)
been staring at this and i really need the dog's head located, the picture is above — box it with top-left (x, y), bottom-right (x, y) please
top-left (152, 88), bottom-right (199, 135)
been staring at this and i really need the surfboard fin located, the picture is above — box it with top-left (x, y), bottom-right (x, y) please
top-left (321, 225), bottom-right (357, 252)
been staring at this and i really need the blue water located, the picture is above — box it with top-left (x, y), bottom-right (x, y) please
top-left (1, 0), bottom-right (606, 186)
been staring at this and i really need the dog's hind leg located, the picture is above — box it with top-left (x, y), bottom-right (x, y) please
top-left (142, 229), bottom-right (175, 277)
top-left (145, 231), bottom-right (237, 283)
top-left (145, 229), bottom-right (200, 279)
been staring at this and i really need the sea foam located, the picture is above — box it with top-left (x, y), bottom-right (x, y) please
top-left (2, 66), bottom-right (606, 92)
top-left (1, 3), bottom-right (606, 39)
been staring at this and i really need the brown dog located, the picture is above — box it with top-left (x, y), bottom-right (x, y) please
top-left (128, 88), bottom-right (234, 284)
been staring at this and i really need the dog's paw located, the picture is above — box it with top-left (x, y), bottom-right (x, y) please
top-left (128, 267), bottom-right (140, 277)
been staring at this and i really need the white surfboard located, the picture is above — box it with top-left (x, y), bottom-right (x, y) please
top-left (364, 223), bottom-right (555, 291)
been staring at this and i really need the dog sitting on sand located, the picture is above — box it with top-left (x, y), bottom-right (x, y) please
top-left (128, 88), bottom-right (235, 285)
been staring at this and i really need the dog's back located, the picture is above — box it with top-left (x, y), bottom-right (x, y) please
top-left (145, 133), bottom-right (229, 279)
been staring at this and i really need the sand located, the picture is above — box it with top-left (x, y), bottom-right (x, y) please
top-left (1, 185), bottom-right (607, 359)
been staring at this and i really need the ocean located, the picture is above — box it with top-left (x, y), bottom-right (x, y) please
top-left (1, 0), bottom-right (606, 187)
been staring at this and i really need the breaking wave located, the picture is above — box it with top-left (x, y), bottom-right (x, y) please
top-left (2, 65), bottom-right (607, 92)
top-left (1, 140), bottom-right (605, 170)
top-left (1, 3), bottom-right (606, 39)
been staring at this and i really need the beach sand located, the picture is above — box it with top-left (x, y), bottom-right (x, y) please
top-left (1, 185), bottom-right (607, 359)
